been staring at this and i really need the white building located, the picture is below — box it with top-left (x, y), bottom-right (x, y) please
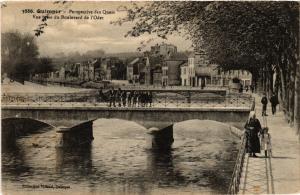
top-left (181, 50), bottom-right (252, 88)
top-left (180, 63), bottom-right (189, 86)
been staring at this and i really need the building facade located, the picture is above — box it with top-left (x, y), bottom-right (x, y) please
top-left (150, 42), bottom-right (177, 57)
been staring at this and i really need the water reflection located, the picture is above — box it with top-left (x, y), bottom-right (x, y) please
top-left (2, 142), bottom-right (32, 180)
top-left (2, 119), bottom-right (239, 194)
top-left (146, 149), bottom-right (186, 187)
top-left (55, 145), bottom-right (93, 175)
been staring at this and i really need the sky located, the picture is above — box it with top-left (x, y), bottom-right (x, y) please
top-left (1, 1), bottom-right (193, 57)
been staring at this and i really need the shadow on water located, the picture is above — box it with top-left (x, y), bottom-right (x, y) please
top-left (55, 144), bottom-right (93, 175)
top-left (2, 118), bottom-right (52, 148)
top-left (2, 141), bottom-right (32, 181)
top-left (146, 149), bottom-right (186, 186)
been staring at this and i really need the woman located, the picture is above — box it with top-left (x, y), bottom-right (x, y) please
top-left (244, 111), bottom-right (262, 157)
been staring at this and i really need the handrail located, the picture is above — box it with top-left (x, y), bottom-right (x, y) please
top-left (1, 93), bottom-right (253, 109)
top-left (227, 133), bottom-right (247, 194)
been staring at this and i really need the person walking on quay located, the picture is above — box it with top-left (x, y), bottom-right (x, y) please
top-left (260, 127), bottom-right (272, 158)
top-left (121, 91), bottom-right (127, 107)
top-left (244, 111), bottom-right (262, 157)
top-left (270, 92), bottom-right (279, 115)
top-left (261, 93), bottom-right (268, 116)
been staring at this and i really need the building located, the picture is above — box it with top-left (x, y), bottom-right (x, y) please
top-left (180, 63), bottom-right (189, 86)
top-left (127, 57), bottom-right (146, 84)
top-left (153, 66), bottom-right (162, 86)
top-left (163, 57), bottom-right (187, 86)
top-left (59, 66), bottom-right (65, 80)
top-left (181, 50), bottom-right (252, 88)
top-left (150, 43), bottom-right (177, 57)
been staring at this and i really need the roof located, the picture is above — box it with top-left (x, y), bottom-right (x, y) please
top-left (180, 62), bottom-right (188, 67)
top-left (167, 52), bottom-right (188, 61)
top-left (129, 58), bottom-right (140, 66)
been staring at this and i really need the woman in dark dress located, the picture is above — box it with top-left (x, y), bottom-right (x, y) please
top-left (244, 111), bottom-right (262, 157)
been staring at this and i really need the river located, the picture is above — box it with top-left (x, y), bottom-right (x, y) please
top-left (2, 119), bottom-right (239, 194)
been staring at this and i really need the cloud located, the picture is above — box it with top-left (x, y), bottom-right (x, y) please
top-left (2, 1), bottom-right (193, 57)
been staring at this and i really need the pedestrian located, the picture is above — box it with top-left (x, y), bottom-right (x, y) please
top-left (261, 93), bottom-right (268, 116)
top-left (117, 88), bottom-right (122, 107)
top-left (244, 111), bottom-right (262, 157)
top-left (260, 127), bottom-right (272, 158)
top-left (109, 88), bottom-right (115, 107)
top-left (128, 91), bottom-right (133, 107)
top-left (239, 84), bottom-right (243, 93)
top-left (98, 87), bottom-right (104, 102)
top-left (148, 92), bottom-right (153, 107)
top-left (144, 92), bottom-right (148, 107)
top-left (138, 92), bottom-right (143, 107)
top-left (201, 81), bottom-right (205, 89)
top-left (270, 92), bottom-right (279, 115)
top-left (245, 86), bottom-right (249, 92)
top-left (122, 91), bottom-right (127, 107)
top-left (133, 91), bottom-right (138, 107)
top-left (250, 85), bottom-right (254, 93)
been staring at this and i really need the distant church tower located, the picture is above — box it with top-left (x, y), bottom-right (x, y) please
top-left (145, 57), bottom-right (151, 85)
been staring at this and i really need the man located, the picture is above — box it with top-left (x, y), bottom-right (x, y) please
top-left (270, 92), bottom-right (279, 115)
top-left (108, 88), bottom-right (115, 107)
top-left (250, 85), bottom-right (254, 93)
top-left (261, 93), bottom-right (268, 116)
top-left (239, 84), bottom-right (243, 93)
top-left (121, 91), bottom-right (127, 107)
top-left (117, 88), bottom-right (122, 107)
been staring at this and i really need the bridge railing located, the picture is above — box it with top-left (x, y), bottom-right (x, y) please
top-left (227, 134), bottom-right (246, 194)
top-left (1, 93), bottom-right (254, 109)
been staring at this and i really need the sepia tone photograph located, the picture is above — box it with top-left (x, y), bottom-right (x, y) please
top-left (1, 1), bottom-right (300, 194)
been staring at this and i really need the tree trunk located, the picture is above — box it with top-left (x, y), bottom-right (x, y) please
top-left (279, 65), bottom-right (288, 113)
top-left (294, 59), bottom-right (300, 136)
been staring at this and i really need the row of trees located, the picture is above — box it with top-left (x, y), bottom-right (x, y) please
top-left (1, 31), bottom-right (54, 83)
top-left (116, 2), bottom-right (299, 135)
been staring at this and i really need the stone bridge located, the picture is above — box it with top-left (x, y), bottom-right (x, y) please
top-left (2, 104), bottom-right (251, 148)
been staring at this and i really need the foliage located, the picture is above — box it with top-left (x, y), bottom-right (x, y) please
top-left (115, 2), bottom-right (298, 73)
top-left (116, 1), bottom-right (299, 128)
top-left (33, 57), bottom-right (54, 74)
top-left (1, 31), bottom-right (39, 82)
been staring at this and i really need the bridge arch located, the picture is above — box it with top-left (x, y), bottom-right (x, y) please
top-left (2, 117), bottom-right (54, 147)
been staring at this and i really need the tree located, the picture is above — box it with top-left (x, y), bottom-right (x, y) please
top-left (1, 31), bottom-right (39, 83)
top-left (116, 1), bottom-right (299, 133)
top-left (33, 57), bottom-right (54, 74)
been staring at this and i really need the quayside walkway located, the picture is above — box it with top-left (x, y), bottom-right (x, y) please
top-left (238, 94), bottom-right (300, 194)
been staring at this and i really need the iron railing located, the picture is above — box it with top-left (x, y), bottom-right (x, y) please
top-left (1, 92), bottom-right (253, 109)
top-left (227, 134), bottom-right (247, 194)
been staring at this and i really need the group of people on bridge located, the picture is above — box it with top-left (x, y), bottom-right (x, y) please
top-left (99, 88), bottom-right (153, 108)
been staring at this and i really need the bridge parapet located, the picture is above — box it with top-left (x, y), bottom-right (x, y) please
top-left (2, 92), bottom-right (254, 110)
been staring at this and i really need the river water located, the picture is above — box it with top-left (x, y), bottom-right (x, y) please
top-left (2, 119), bottom-right (239, 194)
